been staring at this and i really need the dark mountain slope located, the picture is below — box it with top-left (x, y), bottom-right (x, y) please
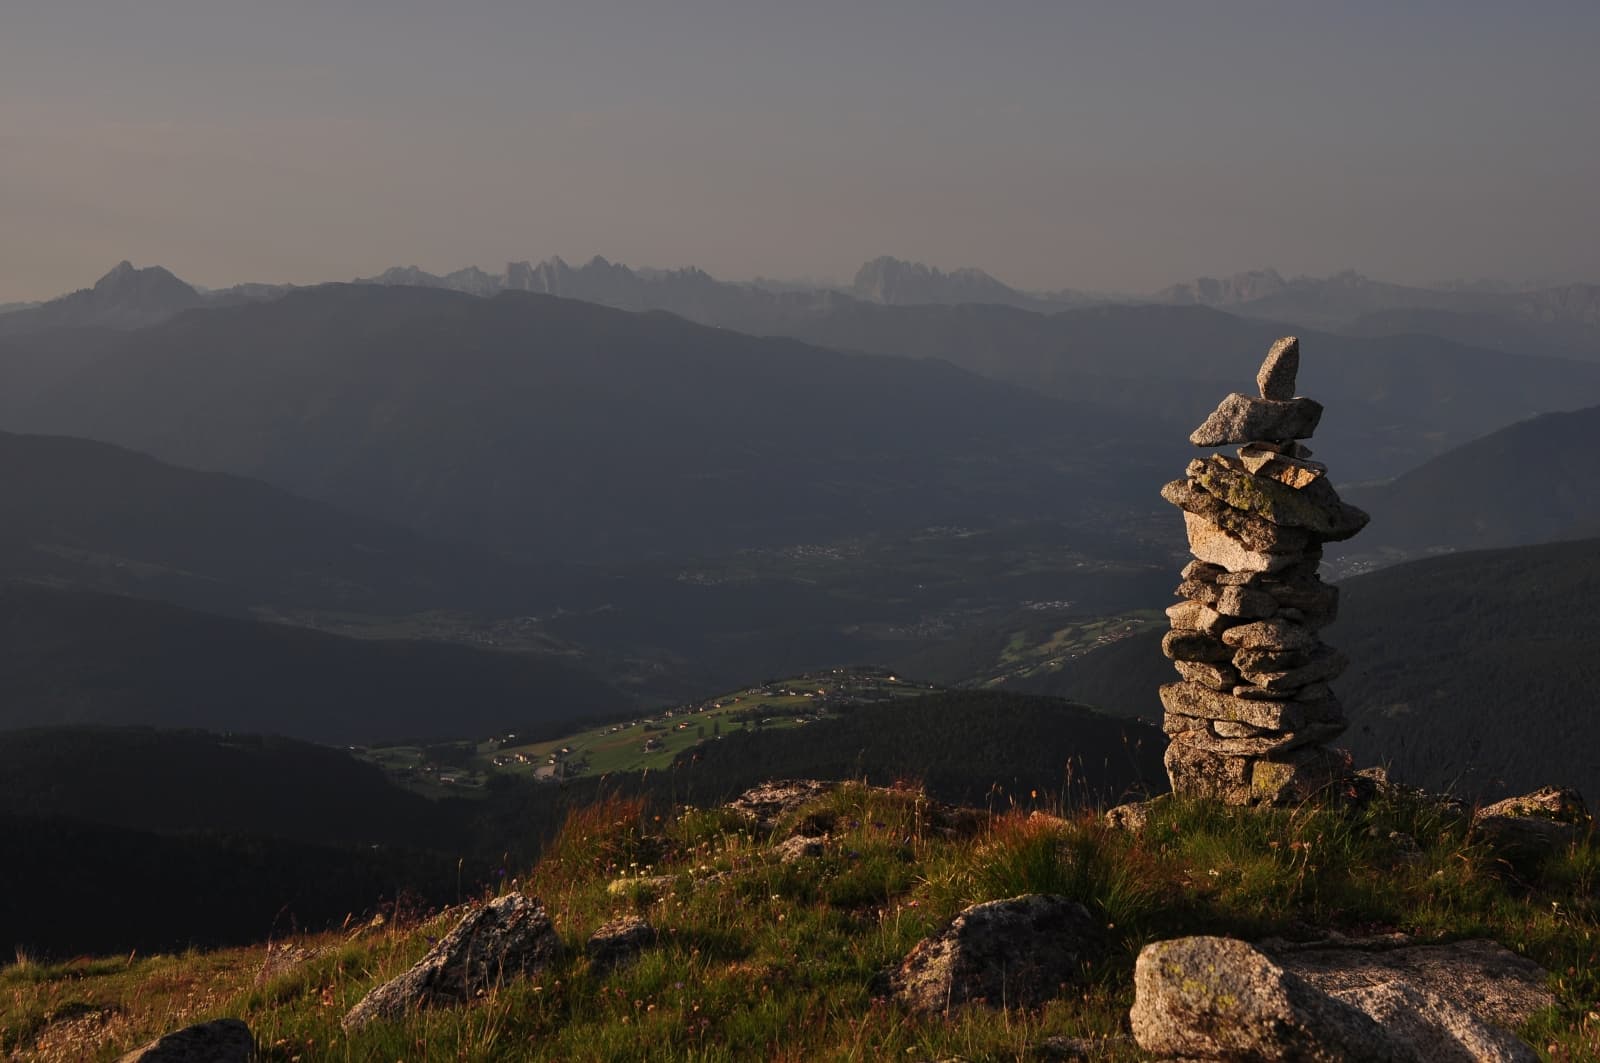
top-left (0, 430), bottom-right (553, 615)
top-left (0, 284), bottom-right (1173, 561)
top-left (752, 301), bottom-right (1600, 481)
top-left (282, 262), bottom-right (1600, 481)
top-left (0, 727), bottom-right (464, 849)
top-left (1020, 539), bottom-right (1600, 801)
top-left (0, 815), bottom-right (476, 958)
top-left (0, 582), bottom-right (629, 743)
top-left (680, 690), bottom-right (1167, 808)
top-left (1340, 405), bottom-right (1600, 557)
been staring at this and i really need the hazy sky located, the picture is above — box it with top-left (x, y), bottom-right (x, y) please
top-left (3, 1), bottom-right (1598, 300)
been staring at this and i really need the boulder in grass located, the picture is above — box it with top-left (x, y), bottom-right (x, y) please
top-left (1129, 936), bottom-right (1400, 1062)
top-left (727, 779), bottom-right (836, 833)
top-left (891, 894), bottom-right (1104, 1012)
top-left (1474, 786), bottom-right (1592, 861)
top-left (115, 1019), bottom-right (254, 1063)
top-left (1274, 937), bottom-right (1550, 1063)
top-left (586, 914), bottom-right (656, 974)
top-left (1131, 935), bottom-right (1548, 1062)
top-left (341, 893), bottom-right (562, 1030)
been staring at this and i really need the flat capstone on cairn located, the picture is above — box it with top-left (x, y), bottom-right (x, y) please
top-left (1159, 337), bottom-right (1369, 804)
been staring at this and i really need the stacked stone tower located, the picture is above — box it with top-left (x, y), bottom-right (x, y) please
top-left (1159, 337), bottom-right (1369, 804)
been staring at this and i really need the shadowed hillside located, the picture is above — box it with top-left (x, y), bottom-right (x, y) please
top-left (0, 430), bottom-right (555, 616)
top-left (1019, 539), bottom-right (1600, 801)
top-left (1340, 405), bottom-right (1600, 562)
top-left (0, 582), bottom-right (629, 744)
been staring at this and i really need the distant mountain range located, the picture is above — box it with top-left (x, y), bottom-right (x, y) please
top-left (1018, 537), bottom-right (1600, 801)
top-left (0, 581), bottom-right (629, 743)
top-left (8, 260), bottom-right (1598, 491)
top-left (0, 284), bottom-right (1173, 562)
top-left (6, 257), bottom-right (1597, 364)
top-left (1155, 267), bottom-right (1600, 360)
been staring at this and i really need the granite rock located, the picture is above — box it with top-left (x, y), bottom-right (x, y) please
top-left (342, 893), bottom-right (562, 1030)
top-left (1222, 618), bottom-right (1319, 652)
top-left (1162, 629), bottom-right (1233, 663)
top-left (1160, 681), bottom-right (1316, 731)
top-left (1257, 336), bottom-right (1301, 400)
top-left (1184, 512), bottom-right (1311, 573)
top-left (890, 894), bottom-right (1104, 1012)
top-left (1188, 456), bottom-right (1369, 541)
top-left (1173, 659), bottom-right (1240, 690)
top-left (115, 1020), bottom-right (254, 1063)
top-left (1165, 477), bottom-right (1318, 552)
top-left (1163, 739), bottom-right (1254, 805)
top-left (1190, 392), bottom-right (1324, 447)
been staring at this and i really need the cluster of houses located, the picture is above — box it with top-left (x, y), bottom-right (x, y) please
top-left (459, 668), bottom-right (925, 785)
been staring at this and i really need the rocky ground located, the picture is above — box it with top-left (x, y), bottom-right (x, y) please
top-left (3, 779), bottom-right (1597, 1061)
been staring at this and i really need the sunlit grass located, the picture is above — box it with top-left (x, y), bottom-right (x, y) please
top-left (4, 782), bottom-right (1595, 1060)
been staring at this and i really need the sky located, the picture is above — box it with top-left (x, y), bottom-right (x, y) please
top-left (2, 1), bottom-right (1598, 301)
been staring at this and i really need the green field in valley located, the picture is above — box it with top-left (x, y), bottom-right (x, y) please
top-left (359, 669), bottom-right (934, 792)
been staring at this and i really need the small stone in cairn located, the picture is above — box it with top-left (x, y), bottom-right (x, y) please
top-left (1159, 337), bottom-right (1368, 805)
top-left (1256, 336), bottom-right (1300, 400)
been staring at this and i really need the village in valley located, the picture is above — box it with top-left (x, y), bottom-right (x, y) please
top-left (357, 668), bottom-right (934, 795)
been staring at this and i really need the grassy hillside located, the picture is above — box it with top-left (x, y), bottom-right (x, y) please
top-left (2, 686), bottom-right (1165, 962)
top-left (4, 784), bottom-right (1594, 1060)
top-left (0, 582), bottom-right (629, 744)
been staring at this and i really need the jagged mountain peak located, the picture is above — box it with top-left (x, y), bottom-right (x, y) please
top-left (0, 261), bottom-right (204, 335)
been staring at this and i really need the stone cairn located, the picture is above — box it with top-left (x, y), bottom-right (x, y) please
top-left (1159, 337), bottom-right (1369, 804)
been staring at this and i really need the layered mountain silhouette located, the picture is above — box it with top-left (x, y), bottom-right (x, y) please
top-left (0, 581), bottom-right (628, 743)
top-left (11, 257), bottom-right (1597, 361)
top-left (1019, 538), bottom-right (1600, 801)
top-left (1340, 405), bottom-right (1600, 560)
top-left (847, 256), bottom-right (1097, 310)
top-left (335, 259), bottom-right (1600, 477)
top-left (0, 284), bottom-right (1174, 562)
top-left (1155, 268), bottom-right (1600, 360)
top-left (0, 430), bottom-right (551, 616)
top-left (744, 301), bottom-right (1600, 480)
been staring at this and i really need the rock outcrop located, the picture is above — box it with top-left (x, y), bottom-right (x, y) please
top-left (114, 1018), bottom-right (255, 1062)
top-left (1161, 337), bottom-right (1368, 803)
top-left (1474, 785), bottom-right (1594, 861)
top-left (1129, 935), bottom-right (1549, 1062)
top-left (890, 894), bottom-right (1103, 1012)
top-left (341, 892), bottom-right (562, 1030)
top-left (586, 914), bottom-right (656, 974)
top-left (727, 780), bottom-right (839, 833)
